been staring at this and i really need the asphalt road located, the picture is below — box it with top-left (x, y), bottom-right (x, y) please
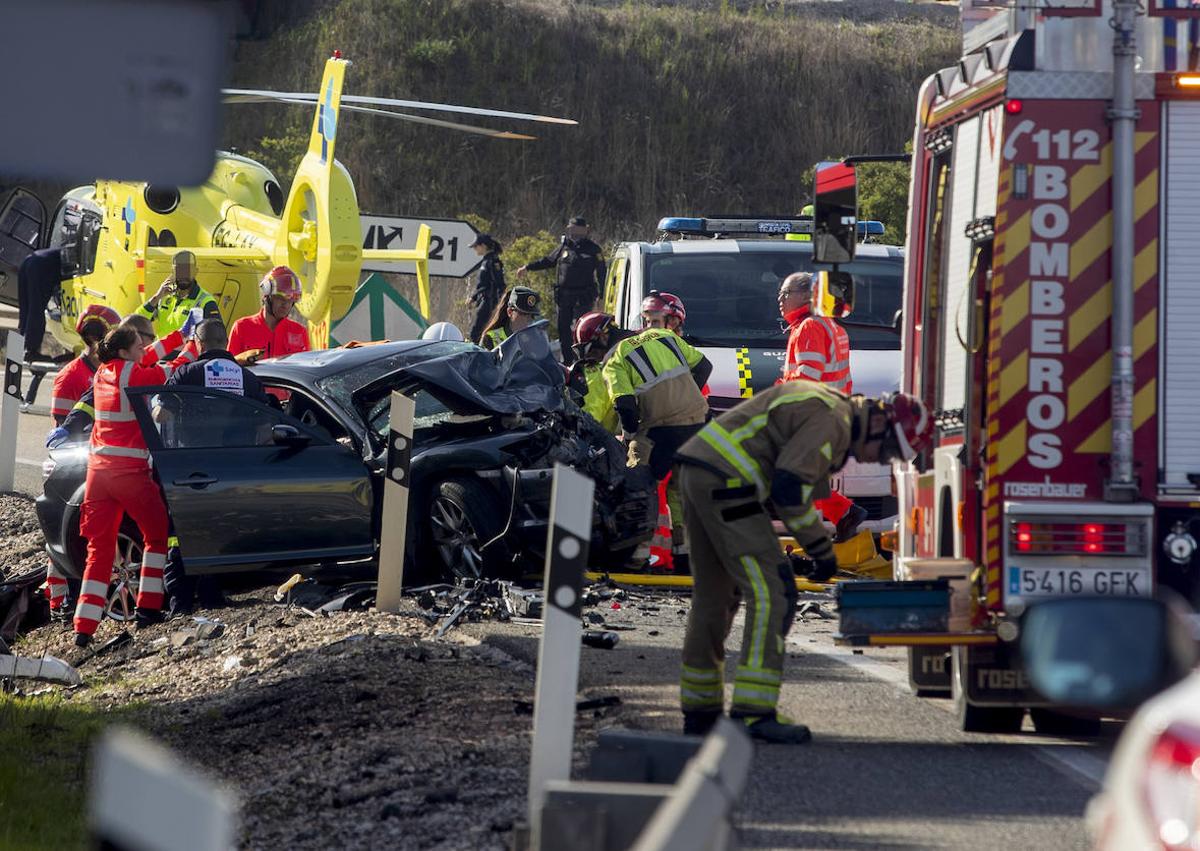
top-left (475, 599), bottom-right (1107, 850)
top-left (5, 367), bottom-right (59, 498)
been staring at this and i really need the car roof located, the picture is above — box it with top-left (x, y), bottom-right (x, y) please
top-left (251, 339), bottom-right (447, 385)
top-left (623, 239), bottom-right (904, 259)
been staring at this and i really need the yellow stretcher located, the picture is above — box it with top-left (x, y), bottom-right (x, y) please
top-left (585, 530), bottom-right (891, 592)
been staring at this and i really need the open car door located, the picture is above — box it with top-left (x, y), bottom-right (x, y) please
top-left (0, 188), bottom-right (47, 306)
top-left (125, 385), bottom-right (375, 572)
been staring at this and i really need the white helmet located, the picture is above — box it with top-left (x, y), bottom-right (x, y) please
top-left (420, 321), bottom-right (464, 342)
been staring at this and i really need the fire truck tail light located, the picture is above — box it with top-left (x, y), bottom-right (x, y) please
top-left (1005, 98), bottom-right (1024, 114)
top-left (1143, 724), bottom-right (1200, 850)
top-left (1177, 74), bottom-right (1200, 89)
top-left (1008, 520), bottom-right (1145, 556)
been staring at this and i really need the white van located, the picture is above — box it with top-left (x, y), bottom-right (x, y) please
top-left (603, 217), bottom-right (903, 533)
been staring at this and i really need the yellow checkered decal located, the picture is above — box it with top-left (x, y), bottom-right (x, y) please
top-left (736, 348), bottom-right (753, 398)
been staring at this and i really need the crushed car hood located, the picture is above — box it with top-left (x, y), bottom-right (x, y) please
top-left (389, 322), bottom-right (567, 416)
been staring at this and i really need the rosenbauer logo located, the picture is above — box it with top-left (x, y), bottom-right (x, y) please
top-left (1003, 120), bottom-right (1101, 470)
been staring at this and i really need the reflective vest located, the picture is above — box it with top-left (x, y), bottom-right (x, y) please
top-left (91, 331), bottom-right (191, 469)
top-left (601, 327), bottom-right (708, 430)
top-left (50, 355), bottom-right (95, 421)
top-left (136, 286), bottom-right (220, 338)
top-left (582, 362), bottom-right (618, 433)
top-left (484, 327), bottom-right (509, 350)
top-left (790, 315), bottom-right (852, 394)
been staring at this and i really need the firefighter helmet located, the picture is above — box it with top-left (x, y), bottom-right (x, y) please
top-left (74, 304), bottom-right (121, 339)
top-left (657, 291), bottom-right (686, 326)
top-left (259, 266), bottom-right (302, 301)
top-left (640, 292), bottom-right (670, 317)
top-left (882, 392), bottom-right (932, 462)
top-left (574, 312), bottom-right (614, 348)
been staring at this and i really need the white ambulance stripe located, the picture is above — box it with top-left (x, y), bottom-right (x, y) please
top-left (74, 602), bottom-right (104, 622)
top-left (81, 579), bottom-right (110, 599)
top-left (138, 576), bottom-right (164, 595)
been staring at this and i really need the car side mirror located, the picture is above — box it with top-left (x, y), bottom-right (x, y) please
top-left (1018, 595), bottom-right (1200, 712)
top-left (272, 424), bottom-right (311, 447)
top-left (812, 160), bottom-right (858, 266)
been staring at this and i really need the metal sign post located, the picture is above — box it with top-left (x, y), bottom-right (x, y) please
top-left (528, 463), bottom-right (594, 844)
top-left (0, 332), bottom-right (24, 493)
top-left (376, 391), bottom-right (415, 613)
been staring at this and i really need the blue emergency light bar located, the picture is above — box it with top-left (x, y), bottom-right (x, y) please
top-left (656, 216), bottom-right (885, 238)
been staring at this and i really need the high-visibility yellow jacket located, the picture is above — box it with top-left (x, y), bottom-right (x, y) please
top-left (136, 285), bottom-right (220, 338)
top-left (677, 382), bottom-right (862, 563)
top-left (582, 362), bottom-right (619, 433)
top-left (601, 327), bottom-right (708, 433)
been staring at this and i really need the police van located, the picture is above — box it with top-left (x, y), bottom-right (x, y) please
top-left (602, 216), bottom-right (903, 534)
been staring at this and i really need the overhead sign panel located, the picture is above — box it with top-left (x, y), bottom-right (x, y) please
top-left (360, 215), bottom-right (480, 278)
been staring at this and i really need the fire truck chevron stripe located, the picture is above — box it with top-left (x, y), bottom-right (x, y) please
top-left (1000, 282), bottom-right (1028, 337)
top-left (1076, 379), bottom-right (1157, 453)
top-left (1070, 144), bottom-right (1113, 210)
top-left (1067, 310), bottom-right (1157, 419)
top-left (1068, 238), bottom-right (1157, 350)
top-left (995, 421), bottom-right (1027, 476)
top-left (998, 352), bottom-right (1027, 409)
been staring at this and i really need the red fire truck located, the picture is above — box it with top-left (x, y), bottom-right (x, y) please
top-left (849, 0), bottom-right (1200, 733)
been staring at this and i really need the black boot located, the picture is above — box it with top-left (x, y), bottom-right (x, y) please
top-left (74, 632), bottom-right (91, 648)
top-left (134, 608), bottom-right (164, 630)
top-left (672, 552), bottom-right (691, 576)
top-left (738, 713), bottom-right (812, 744)
top-left (682, 710), bottom-right (721, 736)
top-left (834, 504), bottom-right (869, 543)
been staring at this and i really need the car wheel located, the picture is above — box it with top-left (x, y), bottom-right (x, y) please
top-left (105, 527), bottom-right (144, 622)
top-left (428, 479), bottom-right (508, 581)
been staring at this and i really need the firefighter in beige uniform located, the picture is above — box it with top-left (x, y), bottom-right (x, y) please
top-left (675, 383), bottom-right (932, 742)
top-left (601, 327), bottom-right (712, 564)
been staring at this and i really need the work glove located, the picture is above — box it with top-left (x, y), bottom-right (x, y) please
top-left (179, 306), bottom-right (203, 339)
top-left (45, 426), bottom-right (68, 448)
top-left (806, 555), bottom-right (839, 584)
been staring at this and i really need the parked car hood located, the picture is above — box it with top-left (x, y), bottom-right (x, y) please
top-left (355, 322), bottom-right (567, 417)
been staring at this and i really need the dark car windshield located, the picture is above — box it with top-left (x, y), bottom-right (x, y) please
top-left (314, 341), bottom-right (474, 415)
top-left (643, 249), bottom-right (901, 350)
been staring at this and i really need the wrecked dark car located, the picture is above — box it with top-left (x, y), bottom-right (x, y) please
top-left (36, 325), bottom-right (656, 586)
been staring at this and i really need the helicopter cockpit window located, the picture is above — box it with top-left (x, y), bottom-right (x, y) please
top-left (51, 203), bottom-right (84, 274)
top-left (76, 212), bottom-right (102, 276)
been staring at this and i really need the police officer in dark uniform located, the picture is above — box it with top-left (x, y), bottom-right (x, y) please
top-left (468, 234), bottom-right (506, 345)
top-left (517, 216), bottom-right (606, 366)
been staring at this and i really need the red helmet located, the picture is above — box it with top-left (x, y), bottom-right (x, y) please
top-left (74, 304), bottom-right (121, 338)
top-left (259, 266), bottom-right (302, 301)
top-left (884, 393), bottom-right (932, 462)
top-left (640, 293), bottom-right (670, 316)
top-left (657, 291), bottom-right (686, 325)
top-left (573, 312), bottom-right (614, 348)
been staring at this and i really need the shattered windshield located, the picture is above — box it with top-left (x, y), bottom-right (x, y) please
top-left (315, 342), bottom-right (474, 416)
top-left (643, 249), bottom-right (901, 350)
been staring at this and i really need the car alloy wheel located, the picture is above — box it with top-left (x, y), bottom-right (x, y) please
top-left (430, 495), bottom-right (485, 580)
top-left (106, 530), bottom-right (143, 622)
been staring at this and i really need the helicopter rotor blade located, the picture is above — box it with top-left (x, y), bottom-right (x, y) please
top-left (250, 96), bottom-right (536, 140)
top-left (223, 88), bottom-right (577, 125)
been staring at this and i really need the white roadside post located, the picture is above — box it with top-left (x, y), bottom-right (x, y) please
top-left (376, 391), bottom-right (415, 613)
top-left (528, 463), bottom-right (594, 845)
top-left (90, 727), bottom-right (237, 851)
top-left (0, 332), bottom-right (24, 493)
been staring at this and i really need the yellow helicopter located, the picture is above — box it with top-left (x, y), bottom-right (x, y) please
top-left (0, 52), bottom-right (576, 352)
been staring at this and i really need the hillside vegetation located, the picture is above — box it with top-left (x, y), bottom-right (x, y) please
top-left (228, 0), bottom-right (959, 245)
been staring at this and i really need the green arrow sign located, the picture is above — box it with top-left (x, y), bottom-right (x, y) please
top-left (330, 273), bottom-right (428, 346)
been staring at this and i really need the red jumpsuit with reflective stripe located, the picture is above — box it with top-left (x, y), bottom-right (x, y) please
top-left (782, 314), bottom-right (854, 524)
top-left (50, 356), bottom-right (95, 424)
top-left (73, 334), bottom-right (189, 635)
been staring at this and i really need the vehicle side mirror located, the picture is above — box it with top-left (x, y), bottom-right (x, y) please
top-left (1018, 595), bottom-right (1200, 712)
top-left (272, 424), bottom-right (311, 447)
top-left (812, 160), bottom-right (858, 266)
